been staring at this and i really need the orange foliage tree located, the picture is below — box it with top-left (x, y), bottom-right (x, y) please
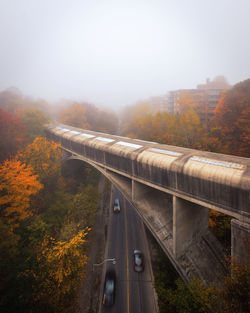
top-left (57, 102), bottom-right (90, 129)
top-left (0, 158), bottom-right (43, 227)
top-left (213, 79), bottom-right (250, 157)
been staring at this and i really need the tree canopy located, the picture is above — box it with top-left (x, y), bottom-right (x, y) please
top-left (57, 101), bottom-right (118, 134)
top-left (213, 79), bottom-right (250, 157)
top-left (18, 137), bottom-right (62, 182)
top-left (0, 158), bottom-right (43, 227)
top-left (0, 109), bottom-right (27, 161)
top-left (16, 107), bottom-right (51, 142)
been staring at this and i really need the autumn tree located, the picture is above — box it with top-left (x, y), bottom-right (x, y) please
top-left (0, 158), bottom-right (43, 227)
top-left (122, 108), bottom-right (206, 149)
top-left (0, 109), bottom-right (27, 161)
top-left (19, 137), bottom-right (62, 182)
top-left (126, 114), bottom-right (153, 139)
top-left (179, 109), bottom-right (203, 148)
top-left (0, 130), bottom-right (100, 312)
top-left (95, 109), bottom-right (118, 134)
top-left (121, 101), bottom-right (153, 135)
top-left (41, 228), bottom-right (89, 285)
top-left (213, 79), bottom-right (250, 157)
top-left (82, 102), bottom-right (119, 134)
top-left (69, 184), bottom-right (99, 228)
top-left (57, 102), bottom-right (90, 129)
top-left (0, 88), bottom-right (50, 115)
top-left (57, 101), bottom-right (118, 134)
top-left (0, 88), bottom-right (23, 113)
top-left (154, 113), bottom-right (181, 145)
top-left (165, 278), bottom-right (219, 313)
top-left (34, 228), bottom-right (90, 311)
top-left (220, 262), bottom-right (250, 313)
top-left (16, 107), bottom-right (51, 142)
top-left (179, 94), bottom-right (199, 114)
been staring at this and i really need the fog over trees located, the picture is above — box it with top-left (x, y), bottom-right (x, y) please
top-left (0, 77), bottom-right (249, 312)
top-left (0, 1), bottom-right (249, 309)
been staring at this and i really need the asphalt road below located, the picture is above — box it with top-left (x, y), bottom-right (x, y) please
top-left (101, 186), bottom-right (157, 313)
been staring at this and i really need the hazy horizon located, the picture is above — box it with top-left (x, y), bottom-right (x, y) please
top-left (1, 0), bottom-right (250, 109)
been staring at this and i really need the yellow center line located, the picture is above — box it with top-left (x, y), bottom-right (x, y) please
top-left (123, 198), bottom-right (130, 313)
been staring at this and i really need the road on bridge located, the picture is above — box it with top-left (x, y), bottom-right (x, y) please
top-left (100, 187), bottom-right (158, 313)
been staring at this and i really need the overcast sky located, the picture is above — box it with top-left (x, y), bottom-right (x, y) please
top-left (0, 0), bottom-right (250, 109)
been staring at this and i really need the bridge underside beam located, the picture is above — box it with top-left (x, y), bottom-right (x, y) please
top-left (231, 219), bottom-right (250, 264)
top-left (132, 180), bottom-right (173, 247)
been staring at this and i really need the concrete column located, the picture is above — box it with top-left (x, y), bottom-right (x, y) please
top-left (173, 196), bottom-right (209, 258)
top-left (132, 180), bottom-right (148, 202)
top-left (231, 219), bottom-right (250, 264)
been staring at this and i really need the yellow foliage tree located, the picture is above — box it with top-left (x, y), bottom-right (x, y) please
top-left (179, 94), bottom-right (198, 114)
top-left (19, 137), bottom-right (62, 181)
top-left (180, 109), bottom-right (202, 148)
top-left (0, 158), bottom-right (43, 227)
top-left (38, 228), bottom-right (90, 296)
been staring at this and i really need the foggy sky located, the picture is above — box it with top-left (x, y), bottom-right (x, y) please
top-left (0, 0), bottom-right (250, 110)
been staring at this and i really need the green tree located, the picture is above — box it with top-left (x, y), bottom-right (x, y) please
top-left (69, 184), bottom-right (99, 228)
top-left (220, 263), bottom-right (250, 313)
top-left (166, 278), bottom-right (218, 313)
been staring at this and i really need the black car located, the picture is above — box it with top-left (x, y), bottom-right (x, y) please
top-left (133, 250), bottom-right (144, 272)
top-left (103, 270), bottom-right (116, 306)
top-left (113, 198), bottom-right (121, 213)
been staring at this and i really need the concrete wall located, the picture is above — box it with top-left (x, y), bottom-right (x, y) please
top-left (231, 219), bottom-right (250, 264)
top-left (173, 196), bottom-right (209, 258)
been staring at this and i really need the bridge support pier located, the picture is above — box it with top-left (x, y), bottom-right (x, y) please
top-left (173, 196), bottom-right (209, 258)
top-left (231, 219), bottom-right (250, 264)
top-left (132, 180), bottom-right (148, 201)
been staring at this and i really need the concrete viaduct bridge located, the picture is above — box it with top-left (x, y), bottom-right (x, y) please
top-left (46, 123), bottom-right (250, 284)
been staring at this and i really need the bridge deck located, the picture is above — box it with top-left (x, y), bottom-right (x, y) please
top-left (46, 123), bottom-right (250, 218)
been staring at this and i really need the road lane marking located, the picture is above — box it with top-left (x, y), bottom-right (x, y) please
top-left (124, 198), bottom-right (130, 313)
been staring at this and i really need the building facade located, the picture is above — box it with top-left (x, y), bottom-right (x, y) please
top-left (167, 77), bottom-right (231, 123)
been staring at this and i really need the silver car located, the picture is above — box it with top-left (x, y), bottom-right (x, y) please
top-left (113, 198), bottom-right (121, 213)
top-left (133, 250), bottom-right (144, 272)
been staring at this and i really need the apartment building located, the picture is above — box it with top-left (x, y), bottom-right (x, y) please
top-left (167, 76), bottom-right (231, 123)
